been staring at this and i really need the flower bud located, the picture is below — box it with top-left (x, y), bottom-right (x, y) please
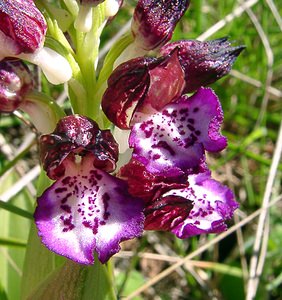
top-left (132, 0), bottom-right (190, 51)
top-left (0, 0), bottom-right (47, 58)
top-left (0, 59), bottom-right (34, 113)
top-left (0, 1), bottom-right (72, 85)
top-left (161, 38), bottom-right (245, 92)
top-left (75, 0), bottom-right (121, 32)
top-left (40, 115), bottom-right (119, 180)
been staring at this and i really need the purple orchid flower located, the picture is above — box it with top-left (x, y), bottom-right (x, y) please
top-left (129, 88), bottom-right (227, 177)
top-left (118, 159), bottom-right (238, 237)
top-left (35, 115), bottom-right (144, 264)
top-left (132, 0), bottom-right (190, 51)
top-left (102, 38), bottom-right (243, 129)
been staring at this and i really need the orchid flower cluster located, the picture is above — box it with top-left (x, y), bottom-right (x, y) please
top-left (0, 0), bottom-right (244, 265)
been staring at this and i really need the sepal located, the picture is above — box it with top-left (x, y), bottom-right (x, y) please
top-left (40, 115), bottom-right (119, 180)
top-left (161, 38), bottom-right (245, 92)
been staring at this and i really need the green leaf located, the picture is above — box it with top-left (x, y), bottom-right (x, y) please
top-left (116, 270), bottom-right (145, 300)
top-left (0, 280), bottom-right (8, 300)
top-left (0, 171), bottom-right (33, 300)
top-left (26, 259), bottom-right (116, 300)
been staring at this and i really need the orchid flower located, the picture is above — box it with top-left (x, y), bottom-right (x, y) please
top-left (119, 159), bottom-right (238, 237)
top-left (0, 0), bottom-right (72, 84)
top-left (102, 39), bottom-right (244, 130)
top-left (114, 88), bottom-right (239, 236)
top-left (35, 115), bottom-right (144, 264)
top-left (101, 18), bottom-right (242, 241)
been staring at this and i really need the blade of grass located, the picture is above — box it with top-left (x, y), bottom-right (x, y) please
top-left (0, 237), bottom-right (27, 248)
top-left (0, 200), bottom-right (33, 220)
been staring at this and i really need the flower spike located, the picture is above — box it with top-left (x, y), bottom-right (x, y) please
top-left (161, 38), bottom-right (246, 92)
top-left (132, 0), bottom-right (190, 51)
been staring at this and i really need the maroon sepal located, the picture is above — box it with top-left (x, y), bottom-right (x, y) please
top-left (118, 158), bottom-right (187, 203)
top-left (144, 194), bottom-right (193, 231)
top-left (161, 38), bottom-right (245, 92)
top-left (40, 115), bottom-right (119, 180)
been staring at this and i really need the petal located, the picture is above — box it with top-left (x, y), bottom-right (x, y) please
top-left (134, 49), bottom-right (185, 115)
top-left (118, 158), bottom-right (188, 203)
top-left (102, 57), bottom-right (153, 129)
top-left (34, 156), bottom-right (144, 265)
top-left (161, 38), bottom-right (245, 93)
top-left (129, 88), bottom-right (227, 176)
top-left (40, 115), bottom-right (119, 179)
top-left (144, 192), bottom-right (193, 231)
top-left (161, 172), bottom-right (239, 238)
top-left (132, 0), bottom-right (190, 50)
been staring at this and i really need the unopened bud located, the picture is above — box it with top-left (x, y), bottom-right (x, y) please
top-left (0, 59), bottom-right (34, 113)
top-left (132, 0), bottom-right (190, 51)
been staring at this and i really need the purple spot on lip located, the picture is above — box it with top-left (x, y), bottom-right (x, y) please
top-left (179, 108), bottom-right (189, 114)
top-left (60, 204), bottom-right (71, 213)
top-left (62, 176), bottom-right (71, 185)
top-left (152, 140), bottom-right (175, 156)
top-left (61, 192), bottom-right (72, 204)
top-left (55, 187), bottom-right (67, 193)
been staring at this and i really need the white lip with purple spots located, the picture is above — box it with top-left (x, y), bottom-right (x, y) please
top-left (35, 156), bottom-right (144, 265)
top-left (129, 87), bottom-right (227, 177)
